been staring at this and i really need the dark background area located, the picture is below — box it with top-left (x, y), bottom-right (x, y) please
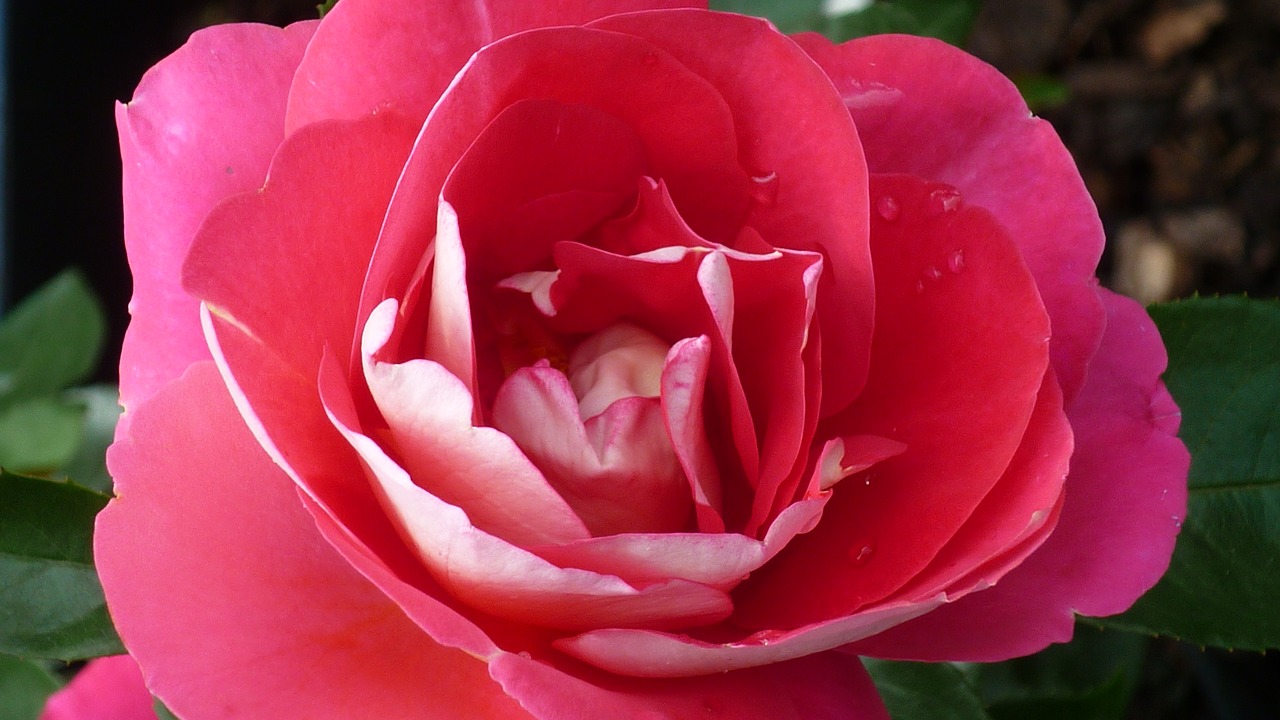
top-left (3, 0), bottom-right (319, 378)
top-left (2, 1), bottom-right (1276, 718)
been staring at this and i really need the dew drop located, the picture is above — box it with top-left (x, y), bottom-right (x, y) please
top-left (946, 249), bottom-right (965, 273)
top-left (875, 195), bottom-right (900, 221)
top-left (641, 52), bottom-right (659, 67)
top-left (927, 186), bottom-right (962, 215)
top-left (915, 280), bottom-right (926, 294)
top-left (703, 698), bottom-right (725, 714)
top-left (923, 265), bottom-right (943, 281)
top-left (517, 651), bottom-right (532, 660)
top-left (848, 544), bottom-right (874, 565)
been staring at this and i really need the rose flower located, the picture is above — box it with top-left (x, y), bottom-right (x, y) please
top-left (97, 1), bottom-right (1189, 717)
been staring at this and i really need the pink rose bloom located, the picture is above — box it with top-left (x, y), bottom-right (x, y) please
top-left (97, 1), bottom-right (1189, 718)
top-left (40, 656), bottom-right (153, 720)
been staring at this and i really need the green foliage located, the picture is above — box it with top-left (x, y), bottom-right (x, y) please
top-left (1099, 296), bottom-right (1280, 651)
top-left (317, 0), bottom-right (339, 18)
top-left (826, 0), bottom-right (980, 45)
top-left (0, 270), bottom-right (105, 410)
top-left (0, 397), bottom-right (84, 473)
top-left (708, 0), bottom-right (826, 34)
top-left (0, 471), bottom-right (124, 661)
top-left (0, 655), bottom-right (61, 720)
top-left (972, 625), bottom-right (1147, 720)
top-left (710, 0), bottom-right (978, 45)
top-left (154, 698), bottom-right (181, 720)
top-left (865, 659), bottom-right (992, 720)
top-left (1013, 74), bottom-right (1071, 113)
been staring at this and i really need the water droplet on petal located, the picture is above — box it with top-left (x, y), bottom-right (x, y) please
top-left (749, 171), bottom-right (780, 207)
top-left (641, 52), bottom-right (659, 67)
top-left (875, 195), bottom-right (900, 221)
top-left (947, 249), bottom-right (966, 273)
top-left (848, 544), bottom-right (874, 566)
top-left (927, 186), bottom-right (962, 215)
top-left (923, 265), bottom-right (943, 281)
top-left (915, 280), bottom-right (926, 294)
top-left (703, 698), bottom-right (725, 714)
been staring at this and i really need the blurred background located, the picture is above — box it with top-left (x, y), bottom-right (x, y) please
top-left (2, 0), bottom-right (1276, 718)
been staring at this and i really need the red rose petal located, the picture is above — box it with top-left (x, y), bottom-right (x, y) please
top-left (593, 10), bottom-right (875, 417)
top-left (850, 291), bottom-right (1189, 661)
top-left (795, 32), bottom-right (1105, 407)
top-left (736, 174), bottom-right (1051, 628)
top-left (555, 597), bottom-right (938, 678)
top-left (96, 363), bottom-right (531, 719)
top-left (491, 650), bottom-right (888, 720)
top-left (442, 98), bottom-right (648, 283)
top-left (286, 0), bottom-right (706, 131)
top-left (492, 364), bottom-right (693, 535)
top-left (885, 372), bottom-right (1071, 603)
top-left (322, 351), bottom-right (734, 632)
top-left (39, 656), bottom-right (152, 720)
top-left (116, 21), bottom-right (314, 425)
top-left (360, 25), bottom-right (751, 347)
top-left (183, 111), bottom-right (419, 381)
top-left (362, 301), bottom-right (592, 546)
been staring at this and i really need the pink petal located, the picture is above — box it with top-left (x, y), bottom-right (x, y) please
top-left (795, 32), bottom-right (1105, 406)
top-left (40, 656), bottom-right (152, 720)
top-left (183, 111), bottom-right (419, 382)
top-left (361, 300), bottom-right (591, 546)
top-left (530, 496), bottom-right (827, 589)
top-left (360, 24), bottom-right (750, 347)
top-left (322, 352), bottom-right (733, 631)
top-left (662, 336), bottom-right (725, 531)
top-left (422, 202), bottom-right (479, 403)
top-left (555, 597), bottom-right (939, 678)
top-left (885, 373), bottom-right (1071, 603)
top-left (593, 10), bottom-right (876, 416)
top-left (442, 98), bottom-right (647, 284)
top-left (491, 650), bottom-right (888, 720)
top-left (116, 21), bottom-right (314, 424)
top-left (96, 363), bottom-right (530, 719)
top-left (851, 290), bottom-right (1188, 661)
top-left (492, 364), bottom-right (693, 535)
top-left (286, 0), bottom-right (706, 131)
top-left (736, 174), bottom-right (1051, 628)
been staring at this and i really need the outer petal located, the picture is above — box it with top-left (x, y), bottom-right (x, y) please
top-left (795, 32), bottom-right (1105, 406)
top-left (491, 651), bottom-right (888, 720)
top-left (96, 363), bottom-right (531, 719)
top-left (287, 0), bottom-right (707, 131)
top-left (39, 655), bottom-right (152, 720)
top-left (183, 111), bottom-right (420, 382)
top-left (737, 174), bottom-right (1051, 628)
top-left (116, 21), bottom-right (314, 423)
top-left (851, 291), bottom-right (1189, 661)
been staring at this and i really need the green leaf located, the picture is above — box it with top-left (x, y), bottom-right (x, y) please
top-left (0, 655), bottom-right (61, 720)
top-left (973, 625), bottom-right (1146, 720)
top-left (985, 676), bottom-right (1128, 720)
top-left (0, 397), bottom-right (85, 473)
top-left (57, 385), bottom-right (121, 494)
top-left (0, 471), bottom-right (124, 660)
top-left (1099, 296), bottom-right (1280, 650)
top-left (825, 0), bottom-right (979, 46)
top-left (0, 270), bottom-right (106, 409)
top-left (316, 0), bottom-right (338, 17)
top-left (709, 0), bottom-right (827, 34)
top-left (153, 697), bottom-right (180, 720)
top-left (865, 659), bottom-right (992, 720)
top-left (1013, 74), bottom-right (1071, 113)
